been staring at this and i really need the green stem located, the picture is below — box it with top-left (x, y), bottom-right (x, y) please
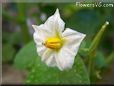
top-left (88, 21), bottom-right (109, 55)
top-left (88, 52), bottom-right (96, 82)
top-left (88, 21), bottom-right (109, 82)
top-left (106, 51), bottom-right (114, 65)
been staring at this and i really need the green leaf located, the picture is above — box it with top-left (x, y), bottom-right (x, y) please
top-left (14, 41), bottom-right (37, 69)
top-left (26, 56), bottom-right (90, 84)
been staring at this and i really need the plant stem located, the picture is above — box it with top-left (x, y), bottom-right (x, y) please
top-left (88, 21), bottom-right (109, 82)
top-left (106, 51), bottom-right (114, 65)
top-left (88, 21), bottom-right (109, 55)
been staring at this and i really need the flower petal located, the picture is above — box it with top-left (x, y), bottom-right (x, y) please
top-left (55, 47), bottom-right (75, 71)
top-left (34, 30), bottom-right (56, 67)
top-left (33, 32), bottom-right (43, 45)
top-left (32, 24), bottom-right (53, 41)
top-left (62, 28), bottom-right (86, 54)
top-left (36, 45), bottom-right (47, 57)
top-left (42, 49), bottom-right (56, 67)
top-left (33, 27), bottom-right (47, 57)
top-left (45, 9), bottom-right (65, 35)
top-left (55, 28), bottom-right (86, 71)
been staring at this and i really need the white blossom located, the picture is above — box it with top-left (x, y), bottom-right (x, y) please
top-left (32, 9), bottom-right (86, 71)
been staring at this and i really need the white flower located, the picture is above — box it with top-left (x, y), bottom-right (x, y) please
top-left (32, 9), bottom-right (86, 71)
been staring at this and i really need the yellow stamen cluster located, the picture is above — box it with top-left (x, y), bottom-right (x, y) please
top-left (44, 37), bottom-right (63, 49)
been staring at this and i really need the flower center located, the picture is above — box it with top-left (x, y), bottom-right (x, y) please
top-left (44, 37), bottom-right (63, 50)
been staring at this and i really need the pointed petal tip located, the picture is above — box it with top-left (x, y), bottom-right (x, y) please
top-left (83, 33), bottom-right (86, 37)
top-left (106, 21), bottom-right (109, 25)
top-left (57, 64), bottom-right (72, 71)
top-left (54, 8), bottom-right (60, 15)
top-left (32, 25), bottom-right (38, 31)
top-left (56, 8), bottom-right (59, 11)
top-left (58, 66), bottom-right (64, 71)
top-left (32, 25), bottom-right (37, 28)
top-left (81, 33), bottom-right (86, 40)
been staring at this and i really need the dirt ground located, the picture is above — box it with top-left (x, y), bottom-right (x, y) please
top-left (2, 64), bottom-right (27, 84)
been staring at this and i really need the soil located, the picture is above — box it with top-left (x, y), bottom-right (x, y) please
top-left (2, 64), bottom-right (27, 84)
